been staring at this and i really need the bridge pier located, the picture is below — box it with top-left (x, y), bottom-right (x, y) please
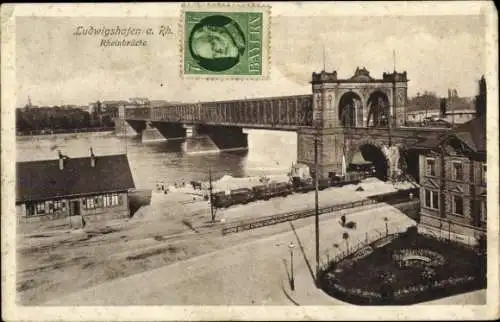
top-left (297, 128), bottom-right (346, 179)
top-left (120, 120), bottom-right (147, 137)
top-left (141, 122), bottom-right (168, 143)
top-left (181, 124), bottom-right (248, 154)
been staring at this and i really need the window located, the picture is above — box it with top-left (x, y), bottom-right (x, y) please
top-left (426, 158), bottom-right (436, 176)
top-left (85, 197), bottom-right (95, 209)
top-left (480, 199), bottom-right (487, 223)
top-left (85, 193), bottom-right (121, 209)
top-left (452, 195), bottom-right (464, 216)
top-left (452, 161), bottom-right (463, 181)
top-left (27, 201), bottom-right (67, 216)
top-left (424, 189), bottom-right (439, 210)
top-left (36, 202), bottom-right (46, 215)
top-left (103, 193), bottom-right (120, 207)
top-left (26, 203), bottom-right (35, 217)
top-left (482, 163), bottom-right (487, 186)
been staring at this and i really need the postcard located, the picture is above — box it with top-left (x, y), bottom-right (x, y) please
top-left (1, 1), bottom-right (498, 321)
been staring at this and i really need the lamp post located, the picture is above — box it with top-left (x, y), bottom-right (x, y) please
top-left (314, 128), bottom-right (320, 285)
top-left (208, 167), bottom-right (215, 222)
top-left (289, 242), bottom-right (296, 291)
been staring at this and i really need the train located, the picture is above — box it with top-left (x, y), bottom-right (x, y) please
top-left (211, 170), bottom-right (373, 209)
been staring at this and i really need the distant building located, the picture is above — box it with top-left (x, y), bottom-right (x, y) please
top-left (441, 89), bottom-right (477, 124)
top-left (129, 97), bottom-right (150, 106)
top-left (149, 100), bottom-right (170, 108)
top-left (406, 109), bottom-right (441, 123)
top-left (16, 150), bottom-right (135, 224)
top-left (406, 87), bottom-right (479, 126)
top-left (101, 100), bottom-right (129, 113)
top-left (87, 102), bottom-right (97, 114)
top-left (415, 115), bottom-right (486, 245)
top-left (475, 75), bottom-right (486, 117)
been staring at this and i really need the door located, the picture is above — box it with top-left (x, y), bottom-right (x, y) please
top-left (70, 200), bottom-right (80, 216)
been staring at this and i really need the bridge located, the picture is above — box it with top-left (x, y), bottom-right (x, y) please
top-left (118, 67), bottom-right (450, 181)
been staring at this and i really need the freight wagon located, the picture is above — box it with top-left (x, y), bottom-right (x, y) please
top-left (211, 170), bottom-right (373, 209)
top-left (252, 182), bottom-right (293, 200)
top-left (212, 188), bottom-right (254, 208)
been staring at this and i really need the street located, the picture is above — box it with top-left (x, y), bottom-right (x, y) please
top-left (46, 204), bottom-right (414, 305)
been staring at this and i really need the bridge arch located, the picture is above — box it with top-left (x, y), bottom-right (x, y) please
top-left (338, 91), bottom-right (363, 128)
top-left (399, 146), bottom-right (422, 183)
top-left (366, 90), bottom-right (391, 128)
top-left (347, 139), bottom-right (390, 181)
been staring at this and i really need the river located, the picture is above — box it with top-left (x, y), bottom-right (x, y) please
top-left (16, 130), bottom-right (297, 189)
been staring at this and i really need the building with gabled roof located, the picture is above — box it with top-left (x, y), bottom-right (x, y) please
top-left (16, 150), bottom-right (135, 225)
top-left (414, 115), bottom-right (486, 245)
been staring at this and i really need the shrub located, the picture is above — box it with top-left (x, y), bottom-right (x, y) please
top-left (345, 221), bottom-right (357, 229)
top-left (403, 226), bottom-right (418, 244)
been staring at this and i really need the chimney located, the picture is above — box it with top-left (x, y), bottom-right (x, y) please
top-left (58, 150), bottom-right (64, 170)
top-left (90, 148), bottom-right (96, 168)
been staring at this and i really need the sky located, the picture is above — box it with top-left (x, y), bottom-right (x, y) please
top-left (15, 14), bottom-right (486, 107)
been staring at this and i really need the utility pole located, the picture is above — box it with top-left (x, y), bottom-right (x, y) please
top-left (322, 45), bottom-right (326, 71)
top-left (314, 128), bottom-right (320, 284)
top-left (209, 167), bottom-right (215, 222)
top-left (390, 50), bottom-right (396, 144)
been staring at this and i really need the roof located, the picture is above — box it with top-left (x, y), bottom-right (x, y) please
top-left (414, 115), bottom-right (485, 153)
top-left (102, 100), bottom-right (129, 105)
top-left (16, 154), bottom-right (135, 203)
top-left (351, 152), bottom-right (372, 165)
top-left (452, 115), bottom-right (486, 152)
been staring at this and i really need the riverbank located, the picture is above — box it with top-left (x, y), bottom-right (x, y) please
top-left (16, 127), bottom-right (115, 137)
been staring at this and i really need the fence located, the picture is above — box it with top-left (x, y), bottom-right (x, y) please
top-left (417, 225), bottom-right (479, 248)
top-left (221, 188), bottom-right (419, 236)
top-left (320, 224), bottom-right (409, 271)
top-left (318, 223), bottom-right (485, 305)
top-left (221, 199), bottom-right (377, 235)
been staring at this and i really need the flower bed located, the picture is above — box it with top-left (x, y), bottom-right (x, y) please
top-left (392, 248), bottom-right (446, 268)
top-left (318, 234), bottom-right (486, 305)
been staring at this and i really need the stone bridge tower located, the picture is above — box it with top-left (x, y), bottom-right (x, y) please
top-left (296, 68), bottom-right (409, 179)
top-left (296, 71), bottom-right (346, 178)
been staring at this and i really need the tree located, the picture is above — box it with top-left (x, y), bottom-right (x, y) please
top-left (15, 106), bottom-right (94, 134)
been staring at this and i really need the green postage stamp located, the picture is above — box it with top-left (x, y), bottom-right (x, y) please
top-left (181, 4), bottom-right (270, 79)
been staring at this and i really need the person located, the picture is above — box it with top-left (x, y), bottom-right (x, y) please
top-left (189, 17), bottom-right (246, 71)
top-left (190, 22), bottom-right (245, 60)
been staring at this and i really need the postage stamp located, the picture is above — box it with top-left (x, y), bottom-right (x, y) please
top-left (181, 3), bottom-right (270, 79)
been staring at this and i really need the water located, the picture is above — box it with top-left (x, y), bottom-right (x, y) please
top-left (16, 130), bottom-right (298, 189)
